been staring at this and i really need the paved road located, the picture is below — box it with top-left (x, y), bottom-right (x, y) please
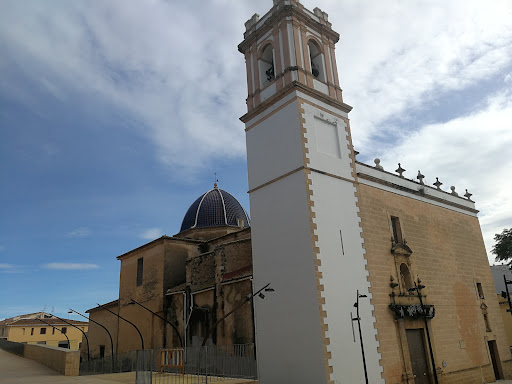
top-left (0, 348), bottom-right (136, 384)
top-left (4, 348), bottom-right (512, 384)
top-left (0, 349), bottom-right (256, 384)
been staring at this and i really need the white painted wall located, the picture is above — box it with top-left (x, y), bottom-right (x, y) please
top-left (302, 104), bottom-right (352, 179)
top-left (308, 172), bottom-right (383, 383)
top-left (246, 99), bottom-right (303, 190)
top-left (301, 100), bottom-right (384, 383)
top-left (246, 92), bottom-right (384, 383)
top-left (250, 171), bottom-right (327, 384)
top-left (313, 78), bottom-right (329, 95)
top-left (260, 82), bottom-right (277, 103)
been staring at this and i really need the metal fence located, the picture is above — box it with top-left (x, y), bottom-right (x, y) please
top-left (80, 344), bottom-right (257, 383)
top-left (0, 338), bottom-right (24, 356)
top-left (80, 349), bottom-right (139, 375)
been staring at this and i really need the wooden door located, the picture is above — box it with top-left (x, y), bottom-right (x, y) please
top-left (488, 340), bottom-right (503, 380)
top-left (406, 329), bottom-right (431, 384)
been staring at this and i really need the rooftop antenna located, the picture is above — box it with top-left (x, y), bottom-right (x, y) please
top-left (214, 172), bottom-right (219, 188)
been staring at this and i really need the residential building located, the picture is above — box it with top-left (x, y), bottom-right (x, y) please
top-left (0, 312), bottom-right (87, 350)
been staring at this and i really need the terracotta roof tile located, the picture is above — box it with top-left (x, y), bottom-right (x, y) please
top-left (5, 318), bottom-right (88, 326)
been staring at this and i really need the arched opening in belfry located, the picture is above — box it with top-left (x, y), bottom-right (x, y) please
top-left (308, 39), bottom-right (325, 82)
top-left (258, 44), bottom-right (275, 88)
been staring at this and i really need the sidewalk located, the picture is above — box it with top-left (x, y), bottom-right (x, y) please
top-left (0, 349), bottom-right (257, 384)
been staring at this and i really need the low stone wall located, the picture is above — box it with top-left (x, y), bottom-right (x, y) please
top-left (24, 344), bottom-right (79, 376)
top-left (439, 364), bottom-right (495, 384)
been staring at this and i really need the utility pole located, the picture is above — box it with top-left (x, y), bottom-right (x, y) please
top-left (503, 275), bottom-right (512, 316)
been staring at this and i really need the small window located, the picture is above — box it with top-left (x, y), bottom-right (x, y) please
top-left (40, 328), bottom-right (46, 335)
top-left (58, 341), bottom-right (69, 349)
top-left (52, 328), bottom-right (55, 335)
top-left (61, 327), bottom-right (67, 334)
top-left (79, 342), bottom-right (82, 349)
top-left (136, 257), bottom-right (144, 286)
top-left (484, 313), bottom-right (492, 332)
top-left (400, 263), bottom-right (413, 292)
top-left (31, 328), bottom-right (34, 336)
top-left (391, 216), bottom-right (403, 243)
top-left (22, 328), bottom-right (25, 335)
top-left (100, 345), bottom-right (105, 358)
top-left (476, 282), bottom-right (485, 299)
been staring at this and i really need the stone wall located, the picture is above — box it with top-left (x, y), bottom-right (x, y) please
top-left (357, 181), bottom-right (512, 383)
top-left (24, 343), bottom-right (79, 375)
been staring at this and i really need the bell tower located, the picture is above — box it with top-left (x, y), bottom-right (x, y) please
top-left (239, 1), bottom-right (383, 383)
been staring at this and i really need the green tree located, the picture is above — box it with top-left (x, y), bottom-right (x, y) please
top-left (492, 228), bottom-right (512, 265)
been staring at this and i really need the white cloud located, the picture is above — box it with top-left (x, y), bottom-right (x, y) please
top-left (378, 90), bottom-right (512, 263)
top-left (66, 227), bottom-right (91, 238)
top-left (0, 264), bottom-right (23, 274)
top-left (0, 0), bottom-right (510, 262)
top-left (139, 228), bottom-right (163, 240)
top-left (328, 0), bottom-right (512, 149)
top-left (43, 263), bottom-right (99, 270)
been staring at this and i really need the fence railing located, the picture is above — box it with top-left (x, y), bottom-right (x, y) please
top-left (0, 338), bottom-right (25, 356)
top-left (80, 349), bottom-right (138, 375)
top-left (80, 344), bottom-right (257, 383)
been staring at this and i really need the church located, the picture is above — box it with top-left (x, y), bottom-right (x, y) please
top-left (86, 1), bottom-right (511, 383)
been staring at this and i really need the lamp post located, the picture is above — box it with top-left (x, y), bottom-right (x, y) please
top-left (51, 314), bottom-right (90, 361)
top-left (128, 299), bottom-right (183, 348)
top-left (352, 290), bottom-right (368, 384)
top-left (36, 318), bottom-right (70, 349)
top-left (97, 303), bottom-right (144, 350)
top-left (69, 308), bottom-right (115, 370)
top-left (408, 280), bottom-right (439, 384)
top-left (201, 283), bottom-right (274, 347)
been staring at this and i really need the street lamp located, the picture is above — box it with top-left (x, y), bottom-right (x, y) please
top-left (502, 276), bottom-right (512, 316)
top-left (128, 299), bottom-right (183, 348)
top-left (69, 308), bottom-right (115, 370)
top-left (352, 290), bottom-right (368, 384)
top-left (51, 314), bottom-right (90, 361)
top-left (201, 283), bottom-right (274, 347)
top-left (36, 318), bottom-right (70, 349)
top-left (408, 280), bottom-right (439, 384)
top-left (97, 303), bottom-right (144, 351)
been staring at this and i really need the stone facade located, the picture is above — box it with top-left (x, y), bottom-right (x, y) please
top-left (87, 226), bottom-right (254, 359)
top-left (357, 170), bottom-right (512, 383)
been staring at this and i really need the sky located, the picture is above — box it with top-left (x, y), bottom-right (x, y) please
top-left (1, 0), bottom-right (511, 321)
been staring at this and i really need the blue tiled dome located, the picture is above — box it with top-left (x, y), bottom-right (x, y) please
top-left (180, 186), bottom-right (250, 232)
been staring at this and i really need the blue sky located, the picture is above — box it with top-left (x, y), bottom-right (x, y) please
top-left (1, 0), bottom-right (511, 321)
